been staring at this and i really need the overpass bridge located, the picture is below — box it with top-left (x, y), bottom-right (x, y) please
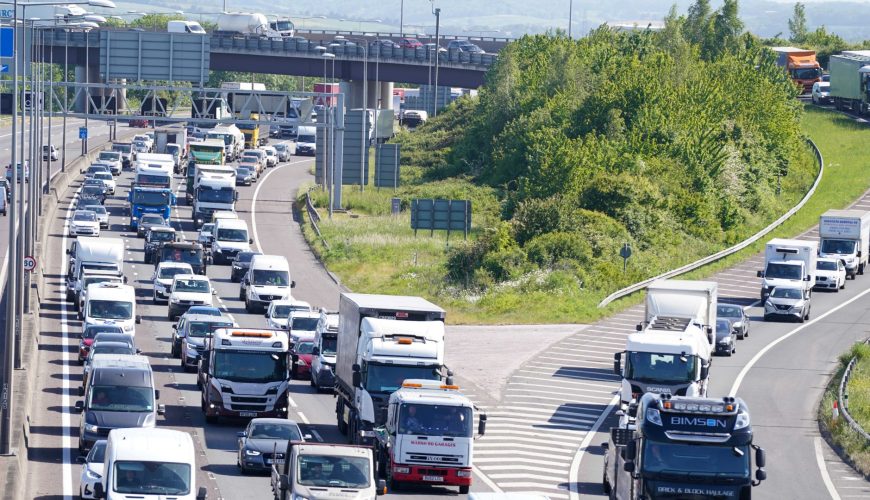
top-left (38, 28), bottom-right (500, 109)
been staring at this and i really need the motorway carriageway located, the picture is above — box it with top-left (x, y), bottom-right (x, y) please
top-left (27, 148), bottom-right (499, 499)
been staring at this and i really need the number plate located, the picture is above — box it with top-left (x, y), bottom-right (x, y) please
top-left (422, 475), bottom-right (444, 482)
top-left (266, 459), bottom-right (285, 465)
top-left (239, 411), bottom-right (258, 417)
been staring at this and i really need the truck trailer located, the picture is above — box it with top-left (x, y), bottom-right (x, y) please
top-left (830, 51), bottom-right (870, 115)
top-left (819, 209), bottom-right (870, 278)
top-left (334, 293), bottom-right (451, 444)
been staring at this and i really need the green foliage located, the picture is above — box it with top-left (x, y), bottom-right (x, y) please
top-left (206, 71), bottom-right (306, 92)
top-left (130, 13), bottom-right (184, 31)
top-left (788, 2), bottom-right (808, 44)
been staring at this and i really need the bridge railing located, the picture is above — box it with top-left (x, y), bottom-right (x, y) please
top-left (295, 29), bottom-right (514, 44)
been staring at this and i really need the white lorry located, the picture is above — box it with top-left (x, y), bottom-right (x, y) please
top-left (613, 280), bottom-right (716, 406)
top-left (216, 12), bottom-right (289, 39)
top-left (206, 125), bottom-right (245, 162)
top-left (375, 380), bottom-right (486, 494)
top-left (192, 172), bottom-right (237, 229)
top-left (66, 237), bottom-right (125, 303)
top-left (757, 238), bottom-right (818, 300)
top-left (819, 209), bottom-right (870, 279)
top-left (334, 293), bottom-right (451, 444)
top-left (95, 428), bottom-right (207, 500)
top-left (199, 328), bottom-right (291, 422)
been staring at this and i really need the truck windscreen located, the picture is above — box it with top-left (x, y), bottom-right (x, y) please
top-left (821, 239), bottom-right (856, 254)
top-left (213, 351), bottom-right (287, 383)
top-left (320, 336), bottom-right (337, 356)
top-left (765, 262), bottom-right (803, 280)
top-left (88, 300), bottom-right (133, 320)
top-left (197, 189), bottom-right (234, 204)
top-left (162, 248), bottom-right (203, 265)
top-left (136, 174), bottom-right (170, 187)
top-left (791, 67), bottom-right (821, 80)
top-left (132, 190), bottom-right (171, 206)
top-left (625, 352), bottom-right (695, 384)
top-left (398, 404), bottom-right (473, 437)
top-left (365, 364), bottom-right (441, 393)
top-left (642, 442), bottom-right (749, 477)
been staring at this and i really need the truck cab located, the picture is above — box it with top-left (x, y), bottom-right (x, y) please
top-left (758, 238), bottom-right (818, 300)
top-left (380, 380), bottom-right (486, 494)
top-left (157, 242), bottom-right (208, 275)
top-left (193, 172), bottom-right (237, 228)
top-left (602, 394), bottom-right (767, 500)
top-left (818, 209), bottom-right (870, 279)
top-left (128, 186), bottom-right (175, 229)
top-left (271, 442), bottom-right (385, 500)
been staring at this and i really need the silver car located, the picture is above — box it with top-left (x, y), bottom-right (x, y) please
top-left (763, 286), bottom-right (810, 322)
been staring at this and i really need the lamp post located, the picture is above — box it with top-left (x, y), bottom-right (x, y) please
top-left (322, 51), bottom-right (335, 219)
top-left (399, 0), bottom-right (404, 36)
top-left (429, 2), bottom-right (442, 117)
top-left (568, 0), bottom-right (573, 38)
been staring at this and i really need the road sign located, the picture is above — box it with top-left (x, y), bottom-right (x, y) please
top-left (0, 65), bottom-right (7, 73)
top-left (79, 127), bottom-right (88, 139)
top-left (0, 28), bottom-right (12, 58)
top-left (23, 256), bottom-right (36, 272)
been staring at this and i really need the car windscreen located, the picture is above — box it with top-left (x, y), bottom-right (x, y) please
top-left (74, 212), bottom-right (96, 221)
top-left (770, 287), bottom-right (802, 299)
top-left (291, 317), bottom-right (319, 331)
top-left (251, 269), bottom-right (289, 286)
top-left (188, 321), bottom-right (232, 338)
top-left (248, 422), bottom-right (301, 440)
top-left (216, 228), bottom-right (248, 242)
top-left (817, 260), bottom-right (838, 271)
top-left (88, 300), bottom-right (133, 320)
top-left (149, 231), bottom-right (175, 242)
top-left (173, 279), bottom-right (209, 293)
top-left (140, 215), bottom-right (166, 225)
top-left (297, 134), bottom-right (315, 143)
top-left (82, 326), bottom-right (124, 338)
top-left (112, 461), bottom-right (191, 495)
top-left (297, 455), bottom-right (371, 488)
top-left (716, 305), bottom-right (741, 318)
top-left (158, 266), bottom-right (191, 280)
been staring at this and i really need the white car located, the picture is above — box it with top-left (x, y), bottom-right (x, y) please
top-left (198, 222), bottom-right (215, 248)
top-left (260, 145), bottom-right (278, 167)
top-left (287, 309), bottom-right (320, 336)
top-left (92, 171), bottom-right (116, 195)
top-left (811, 81), bottom-right (831, 105)
top-left (265, 299), bottom-right (312, 330)
top-left (167, 274), bottom-right (215, 320)
top-left (69, 210), bottom-right (100, 237)
top-left (815, 257), bottom-right (846, 291)
top-left (133, 134), bottom-right (153, 151)
top-left (96, 150), bottom-right (122, 175)
top-left (78, 439), bottom-right (106, 499)
top-left (89, 205), bottom-right (109, 229)
top-left (152, 262), bottom-right (195, 304)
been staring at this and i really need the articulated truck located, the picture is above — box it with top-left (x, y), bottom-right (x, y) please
top-left (830, 51), bottom-right (870, 115)
top-left (770, 46), bottom-right (822, 93)
top-left (614, 280), bottom-right (715, 407)
top-left (334, 293), bottom-right (451, 444)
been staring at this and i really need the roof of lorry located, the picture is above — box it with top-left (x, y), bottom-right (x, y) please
top-left (342, 293), bottom-right (445, 315)
top-left (647, 279), bottom-right (717, 293)
top-left (822, 209), bottom-right (870, 219)
top-left (107, 428), bottom-right (195, 463)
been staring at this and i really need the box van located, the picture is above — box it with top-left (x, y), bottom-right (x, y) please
top-left (243, 254), bottom-right (295, 312)
top-left (96, 428), bottom-right (207, 500)
top-left (211, 218), bottom-right (252, 264)
top-left (74, 357), bottom-right (163, 453)
top-left (66, 237), bottom-right (125, 303)
top-left (83, 283), bottom-right (141, 335)
top-left (168, 20), bottom-right (206, 34)
top-left (295, 126), bottom-right (316, 156)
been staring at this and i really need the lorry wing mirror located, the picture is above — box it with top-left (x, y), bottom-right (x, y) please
top-left (249, 238), bottom-right (254, 244)
top-left (804, 275), bottom-right (811, 281)
top-left (237, 431), bottom-right (247, 437)
top-left (613, 352), bottom-right (622, 375)
top-left (755, 447), bottom-right (766, 468)
top-left (196, 486), bottom-right (208, 500)
top-left (78, 386), bottom-right (84, 397)
top-left (278, 474), bottom-right (291, 491)
top-left (312, 346), bottom-right (320, 355)
top-left (478, 414), bottom-right (487, 436)
top-left (601, 442), bottom-right (609, 451)
top-left (136, 315), bottom-right (142, 324)
top-left (66, 248), bottom-right (71, 255)
top-left (377, 478), bottom-right (387, 495)
top-left (123, 276), bottom-right (128, 284)
top-left (172, 323), bottom-right (178, 330)
top-left (291, 280), bottom-right (296, 288)
top-left (626, 440), bottom-right (637, 460)
top-left (700, 363), bottom-right (710, 380)
top-left (757, 270), bottom-right (763, 278)
top-left (93, 483), bottom-right (105, 499)
top-left (76, 455), bottom-right (87, 464)
top-left (264, 312), bottom-right (270, 318)
top-left (635, 323), bottom-right (642, 331)
top-left (756, 469), bottom-right (767, 482)
top-left (155, 390), bottom-right (161, 400)
top-left (623, 461), bottom-right (635, 473)
top-left (74, 400), bottom-right (84, 412)
top-left (352, 363), bottom-right (361, 372)
top-left (234, 192), bottom-right (239, 201)
top-left (352, 371), bottom-right (362, 388)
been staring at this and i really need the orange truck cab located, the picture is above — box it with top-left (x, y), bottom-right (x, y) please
top-left (771, 46), bottom-right (822, 93)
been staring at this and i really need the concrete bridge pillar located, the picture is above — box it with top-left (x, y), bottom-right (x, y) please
top-left (74, 65), bottom-right (101, 113)
top-left (343, 79), bottom-right (394, 111)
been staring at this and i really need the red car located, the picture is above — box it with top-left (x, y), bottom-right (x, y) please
top-left (399, 37), bottom-right (423, 49)
top-left (290, 338), bottom-right (316, 379)
top-left (78, 324), bottom-right (125, 365)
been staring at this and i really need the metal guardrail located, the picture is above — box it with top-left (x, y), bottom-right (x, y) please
top-left (837, 341), bottom-right (870, 442)
top-left (598, 138), bottom-right (825, 307)
top-left (305, 190), bottom-right (330, 251)
top-left (296, 29), bottom-right (515, 44)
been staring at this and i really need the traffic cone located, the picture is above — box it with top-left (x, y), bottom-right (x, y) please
top-left (833, 401), bottom-right (840, 421)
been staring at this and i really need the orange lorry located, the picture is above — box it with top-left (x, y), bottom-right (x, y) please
top-left (770, 46), bottom-right (822, 93)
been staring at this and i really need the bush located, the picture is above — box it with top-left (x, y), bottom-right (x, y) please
top-left (525, 232), bottom-right (592, 268)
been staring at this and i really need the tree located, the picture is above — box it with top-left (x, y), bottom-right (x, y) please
top-left (130, 13), bottom-right (184, 32)
top-left (707, 0), bottom-right (744, 59)
top-left (685, 0), bottom-right (712, 46)
top-left (788, 2), bottom-right (808, 44)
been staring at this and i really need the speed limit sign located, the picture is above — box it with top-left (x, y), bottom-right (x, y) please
top-left (23, 256), bottom-right (37, 272)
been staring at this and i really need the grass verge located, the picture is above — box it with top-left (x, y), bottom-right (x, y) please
top-left (299, 104), bottom-right (870, 324)
top-left (819, 342), bottom-right (870, 476)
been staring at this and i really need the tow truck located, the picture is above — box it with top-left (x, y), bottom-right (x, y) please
top-left (602, 394), bottom-right (767, 499)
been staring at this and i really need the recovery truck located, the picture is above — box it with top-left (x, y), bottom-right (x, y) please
top-left (271, 442), bottom-right (385, 500)
top-left (199, 328), bottom-right (291, 423)
top-left (374, 380), bottom-right (486, 494)
top-left (128, 186), bottom-right (175, 229)
top-left (186, 140), bottom-right (225, 203)
top-left (602, 394), bottom-right (767, 499)
top-left (614, 280), bottom-right (715, 407)
top-left (770, 46), bottom-right (822, 93)
top-left (335, 293), bottom-right (452, 444)
top-left (819, 209), bottom-right (870, 278)
top-left (193, 171), bottom-right (237, 229)
top-left (830, 51), bottom-right (870, 115)
top-left (757, 238), bottom-right (818, 300)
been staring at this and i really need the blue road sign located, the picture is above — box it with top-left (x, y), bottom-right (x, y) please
top-left (0, 65), bottom-right (7, 73)
top-left (0, 28), bottom-right (13, 58)
top-left (79, 127), bottom-right (88, 140)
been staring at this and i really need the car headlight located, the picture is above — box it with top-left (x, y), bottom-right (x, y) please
top-left (719, 337), bottom-right (732, 344)
top-left (123, 324), bottom-right (133, 332)
top-left (84, 467), bottom-right (102, 480)
top-left (244, 449), bottom-right (261, 456)
top-left (85, 423), bottom-right (99, 433)
top-left (764, 301), bottom-right (773, 308)
top-left (185, 345), bottom-right (198, 357)
top-left (296, 358), bottom-right (308, 367)
top-left (170, 296), bottom-right (180, 303)
top-left (732, 321), bottom-right (743, 329)
top-left (291, 495), bottom-right (309, 500)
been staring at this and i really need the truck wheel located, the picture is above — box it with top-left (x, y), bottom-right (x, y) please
top-left (860, 263), bottom-right (865, 275)
top-left (291, 359), bottom-right (298, 380)
top-left (459, 485), bottom-right (470, 494)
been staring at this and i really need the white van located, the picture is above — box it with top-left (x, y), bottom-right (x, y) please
top-left (243, 254), bottom-right (295, 312)
top-left (96, 428), bottom-right (207, 500)
top-left (211, 218), bottom-right (252, 264)
top-left (66, 237), bottom-right (125, 303)
top-left (83, 283), bottom-right (140, 335)
top-left (167, 20), bottom-right (206, 34)
top-left (295, 126), bottom-right (316, 156)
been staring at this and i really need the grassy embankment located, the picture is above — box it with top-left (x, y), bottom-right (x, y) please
top-left (820, 342), bottom-right (870, 476)
top-left (298, 105), bottom-right (870, 324)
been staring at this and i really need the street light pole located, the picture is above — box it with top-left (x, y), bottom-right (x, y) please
top-left (432, 7), bottom-right (441, 117)
top-left (568, 0), bottom-right (573, 38)
top-left (17, 13), bottom-right (28, 327)
top-left (399, 0), bottom-right (404, 36)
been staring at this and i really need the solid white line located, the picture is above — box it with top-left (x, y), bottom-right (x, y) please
top-left (60, 185), bottom-right (80, 499)
top-left (815, 437), bottom-right (842, 500)
top-left (250, 159), bottom-right (309, 253)
top-left (568, 394), bottom-right (619, 500)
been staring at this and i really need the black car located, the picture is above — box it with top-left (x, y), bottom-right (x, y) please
top-left (144, 226), bottom-right (177, 263)
top-left (80, 184), bottom-right (107, 205)
top-left (716, 303), bottom-right (749, 339)
top-left (235, 166), bottom-right (256, 186)
top-left (237, 418), bottom-right (305, 474)
top-left (714, 319), bottom-right (735, 356)
top-left (230, 251), bottom-right (262, 282)
top-left (137, 213), bottom-right (167, 238)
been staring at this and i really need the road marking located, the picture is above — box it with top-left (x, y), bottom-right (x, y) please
top-left (297, 411), bottom-right (310, 424)
top-left (311, 429), bottom-right (324, 442)
top-left (250, 158), bottom-right (309, 253)
top-left (59, 186), bottom-right (80, 499)
top-left (568, 395), bottom-right (619, 500)
top-left (815, 437), bottom-right (842, 500)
